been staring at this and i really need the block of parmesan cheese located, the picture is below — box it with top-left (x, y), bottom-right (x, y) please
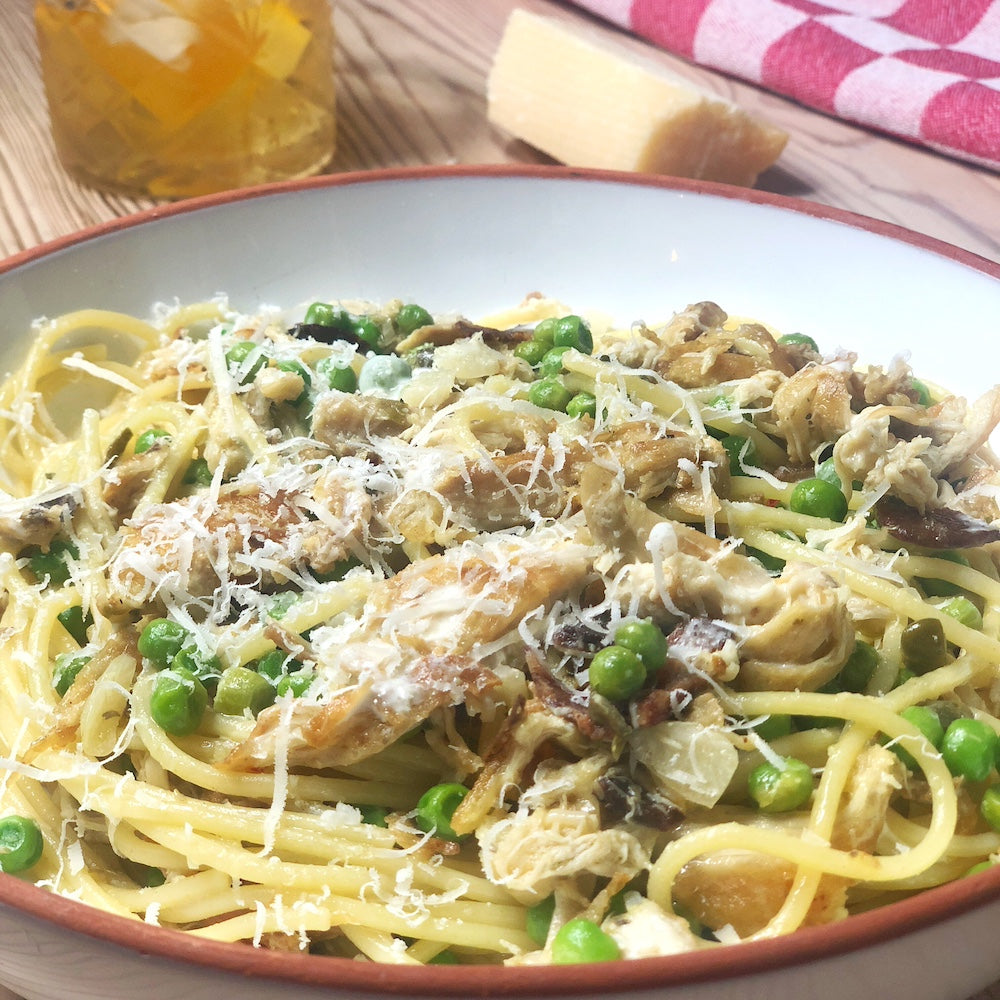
top-left (487, 10), bottom-right (788, 187)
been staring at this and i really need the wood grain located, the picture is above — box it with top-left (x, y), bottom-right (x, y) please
top-left (1, 0), bottom-right (998, 263)
top-left (0, 2), bottom-right (999, 999)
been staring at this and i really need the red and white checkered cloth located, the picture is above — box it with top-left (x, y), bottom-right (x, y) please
top-left (569, 0), bottom-right (1000, 171)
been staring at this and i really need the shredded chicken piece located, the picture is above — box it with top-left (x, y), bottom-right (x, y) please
top-left (671, 744), bottom-right (901, 937)
top-left (477, 756), bottom-right (650, 900)
top-left (227, 534), bottom-right (593, 769)
top-left (225, 654), bottom-right (500, 770)
top-left (105, 467), bottom-right (370, 611)
top-left (25, 634), bottom-right (138, 761)
top-left (858, 357), bottom-right (926, 408)
top-left (310, 391), bottom-right (411, 458)
top-left (834, 388), bottom-right (1000, 513)
top-left (450, 699), bottom-right (583, 837)
top-left (951, 465), bottom-right (1000, 526)
top-left (395, 319), bottom-right (531, 353)
top-left (102, 446), bottom-right (168, 518)
top-left (386, 418), bottom-right (726, 547)
top-left (771, 364), bottom-right (854, 464)
top-left (653, 322), bottom-right (796, 389)
top-left (0, 497), bottom-right (76, 553)
top-left (736, 561), bottom-right (855, 691)
top-left (660, 301), bottom-right (730, 345)
top-left (589, 472), bottom-right (853, 692)
top-left (603, 896), bottom-right (707, 958)
top-left (604, 301), bottom-right (730, 371)
top-left (579, 462), bottom-right (676, 566)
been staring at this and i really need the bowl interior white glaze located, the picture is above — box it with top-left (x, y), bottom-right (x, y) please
top-left (0, 166), bottom-right (998, 1000)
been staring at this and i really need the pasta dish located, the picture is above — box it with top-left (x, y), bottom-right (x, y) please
top-left (0, 292), bottom-right (997, 966)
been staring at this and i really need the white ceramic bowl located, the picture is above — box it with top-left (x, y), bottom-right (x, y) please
top-left (0, 166), bottom-right (998, 1000)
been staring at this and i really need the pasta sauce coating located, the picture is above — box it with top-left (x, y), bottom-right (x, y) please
top-left (0, 294), bottom-right (997, 966)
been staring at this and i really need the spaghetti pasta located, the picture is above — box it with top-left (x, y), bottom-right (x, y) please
top-left (0, 293), bottom-right (997, 966)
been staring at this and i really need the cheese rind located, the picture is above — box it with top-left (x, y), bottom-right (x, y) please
top-left (487, 10), bottom-right (788, 187)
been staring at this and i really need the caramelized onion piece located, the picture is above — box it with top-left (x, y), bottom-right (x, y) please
top-left (876, 496), bottom-right (1000, 549)
top-left (596, 771), bottom-right (684, 831)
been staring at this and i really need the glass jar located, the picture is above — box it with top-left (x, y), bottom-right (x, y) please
top-left (34, 0), bottom-right (337, 199)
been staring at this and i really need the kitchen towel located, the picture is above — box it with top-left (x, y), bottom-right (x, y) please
top-left (570, 0), bottom-right (1000, 171)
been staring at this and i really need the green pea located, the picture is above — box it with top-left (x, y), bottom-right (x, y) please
top-left (745, 545), bottom-right (785, 574)
top-left (256, 649), bottom-right (303, 681)
top-left (182, 458), bottom-right (213, 487)
top-left (552, 315), bottom-right (593, 354)
top-left (748, 757), bottom-right (814, 812)
top-left (607, 886), bottom-right (629, 916)
top-left (537, 346), bottom-right (571, 378)
top-left (170, 646), bottom-right (223, 689)
top-left (142, 866), bottom-right (166, 887)
top-left (395, 303), bottom-right (434, 335)
top-left (528, 375), bottom-right (572, 412)
top-left (133, 428), bottom-right (171, 454)
top-left (706, 393), bottom-right (734, 412)
top-left (930, 700), bottom-right (966, 733)
top-left (138, 619), bottom-right (190, 669)
top-left (358, 804), bottom-right (390, 828)
top-left (225, 340), bottom-right (268, 383)
top-left (778, 332), bottom-right (819, 353)
top-left (942, 718), bottom-right (998, 782)
top-left (909, 378), bottom-right (932, 406)
top-left (720, 434), bottom-right (758, 475)
top-left (890, 705), bottom-right (945, 771)
top-left (937, 596), bottom-right (983, 631)
top-left (980, 785), bottom-right (1000, 832)
top-left (213, 666), bottom-right (276, 717)
top-left (673, 901), bottom-right (705, 938)
top-left (514, 339), bottom-right (549, 366)
top-left (267, 592), bottom-right (298, 621)
top-left (405, 345), bottom-right (435, 369)
top-left (839, 640), bottom-right (880, 693)
top-left (52, 653), bottom-right (91, 697)
top-left (25, 538), bottom-right (78, 587)
top-left (272, 359), bottom-right (312, 404)
top-left (303, 301), bottom-right (341, 327)
top-left (315, 355), bottom-right (358, 393)
top-left (753, 713), bottom-right (794, 742)
top-left (304, 303), bottom-right (365, 344)
top-left (613, 620), bottom-right (667, 672)
top-left (965, 860), bottom-right (995, 877)
top-left (149, 667), bottom-right (208, 736)
top-left (526, 894), bottom-right (555, 946)
top-left (313, 555), bottom-right (363, 584)
top-left (550, 917), bottom-right (620, 964)
top-left (352, 316), bottom-right (382, 350)
top-left (588, 645), bottom-right (646, 701)
top-left (415, 782), bottom-right (468, 842)
top-left (789, 477), bottom-right (848, 521)
top-left (57, 604), bottom-right (92, 646)
top-left (791, 676), bottom-right (845, 730)
top-left (0, 815), bottom-right (43, 873)
top-left (276, 671), bottom-right (314, 698)
top-left (900, 618), bottom-right (948, 674)
top-left (815, 456), bottom-right (842, 491)
top-left (358, 354), bottom-right (411, 395)
top-left (531, 318), bottom-right (559, 348)
top-left (918, 551), bottom-right (970, 598)
top-left (566, 391), bottom-right (597, 419)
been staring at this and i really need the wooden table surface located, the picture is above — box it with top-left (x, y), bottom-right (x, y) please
top-left (2, 0), bottom-right (999, 263)
top-left (1, 1), bottom-right (999, 999)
